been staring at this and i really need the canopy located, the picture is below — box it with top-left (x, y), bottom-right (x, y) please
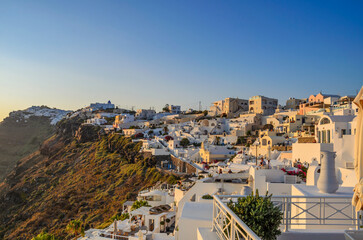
top-left (105, 219), bottom-right (130, 231)
top-left (352, 86), bottom-right (363, 211)
top-left (130, 206), bottom-right (151, 216)
top-left (139, 190), bottom-right (165, 197)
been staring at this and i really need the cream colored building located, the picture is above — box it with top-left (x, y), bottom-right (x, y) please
top-left (123, 128), bottom-right (144, 136)
top-left (285, 97), bottom-right (306, 110)
top-left (199, 142), bottom-right (235, 163)
top-left (249, 95), bottom-right (278, 115)
top-left (209, 97), bottom-right (248, 117)
top-left (266, 113), bottom-right (319, 135)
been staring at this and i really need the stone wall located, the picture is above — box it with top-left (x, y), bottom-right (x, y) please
top-left (170, 155), bottom-right (197, 174)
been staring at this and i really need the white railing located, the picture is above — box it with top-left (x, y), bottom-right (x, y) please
top-left (213, 195), bottom-right (261, 240)
top-left (98, 231), bottom-right (130, 240)
top-left (213, 195), bottom-right (363, 240)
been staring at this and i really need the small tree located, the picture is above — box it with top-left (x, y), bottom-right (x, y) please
top-left (66, 219), bottom-right (85, 237)
top-left (162, 104), bottom-right (171, 112)
top-left (131, 200), bottom-right (151, 210)
top-left (111, 212), bottom-right (130, 221)
top-left (227, 191), bottom-right (283, 240)
top-left (180, 138), bottom-right (190, 148)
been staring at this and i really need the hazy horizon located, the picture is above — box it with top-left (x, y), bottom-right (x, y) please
top-left (1, 0), bottom-right (362, 121)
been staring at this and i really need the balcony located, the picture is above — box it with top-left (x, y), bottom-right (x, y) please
top-left (208, 195), bottom-right (363, 240)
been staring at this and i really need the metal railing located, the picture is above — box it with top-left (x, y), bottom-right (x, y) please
top-left (213, 195), bottom-right (363, 240)
top-left (99, 231), bottom-right (130, 240)
top-left (212, 195), bottom-right (261, 240)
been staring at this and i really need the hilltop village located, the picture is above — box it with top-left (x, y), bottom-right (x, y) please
top-left (57, 91), bottom-right (361, 240)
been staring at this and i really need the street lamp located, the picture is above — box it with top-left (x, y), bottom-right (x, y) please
top-left (252, 140), bottom-right (260, 165)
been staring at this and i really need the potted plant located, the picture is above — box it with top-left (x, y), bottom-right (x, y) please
top-left (227, 191), bottom-right (283, 240)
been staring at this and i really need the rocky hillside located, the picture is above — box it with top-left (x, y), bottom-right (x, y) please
top-left (0, 106), bottom-right (69, 181)
top-left (0, 117), bottom-right (175, 239)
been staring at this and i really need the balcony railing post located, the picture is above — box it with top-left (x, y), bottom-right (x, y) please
top-left (357, 210), bottom-right (362, 230)
top-left (319, 198), bottom-right (322, 225)
top-left (212, 197), bottom-right (216, 232)
top-left (284, 197), bottom-right (290, 232)
top-left (231, 217), bottom-right (236, 240)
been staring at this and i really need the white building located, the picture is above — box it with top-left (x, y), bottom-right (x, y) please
top-left (315, 115), bottom-right (355, 144)
top-left (168, 105), bottom-right (181, 114)
top-left (89, 100), bottom-right (115, 110)
top-left (113, 114), bottom-right (135, 129)
top-left (137, 189), bottom-right (175, 207)
top-left (86, 118), bottom-right (107, 125)
top-left (135, 109), bottom-right (156, 120)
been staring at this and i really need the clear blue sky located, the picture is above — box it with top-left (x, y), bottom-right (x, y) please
top-left (0, 0), bottom-right (362, 120)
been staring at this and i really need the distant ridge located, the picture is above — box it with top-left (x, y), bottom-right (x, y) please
top-left (0, 106), bottom-right (70, 181)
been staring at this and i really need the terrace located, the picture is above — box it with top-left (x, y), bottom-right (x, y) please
top-left (204, 195), bottom-right (363, 240)
top-left (80, 205), bottom-right (175, 240)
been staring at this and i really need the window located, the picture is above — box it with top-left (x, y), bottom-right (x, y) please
top-left (327, 130), bottom-right (331, 143)
top-left (322, 130), bottom-right (326, 143)
top-left (262, 139), bottom-right (267, 146)
top-left (341, 129), bottom-right (346, 136)
top-left (318, 131), bottom-right (321, 143)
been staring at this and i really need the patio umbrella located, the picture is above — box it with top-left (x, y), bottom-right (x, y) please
top-left (352, 86), bottom-right (363, 211)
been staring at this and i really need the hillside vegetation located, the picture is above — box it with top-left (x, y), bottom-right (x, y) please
top-left (0, 118), bottom-right (172, 239)
top-left (0, 115), bottom-right (54, 181)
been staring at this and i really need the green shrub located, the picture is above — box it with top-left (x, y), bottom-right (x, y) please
top-left (166, 175), bottom-right (179, 185)
top-left (131, 200), bottom-right (151, 210)
top-left (227, 191), bottom-right (283, 240)
top-left (180, 138), bottom-right (190, 148)
top-left (201, 194), bottom-right (213, 199)
top-left (32, 232), bottom-right (58, 240)
top-left (66, 219), bottom-right (85, 237)
top-left (110, 213), bottom-right (129, 221)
